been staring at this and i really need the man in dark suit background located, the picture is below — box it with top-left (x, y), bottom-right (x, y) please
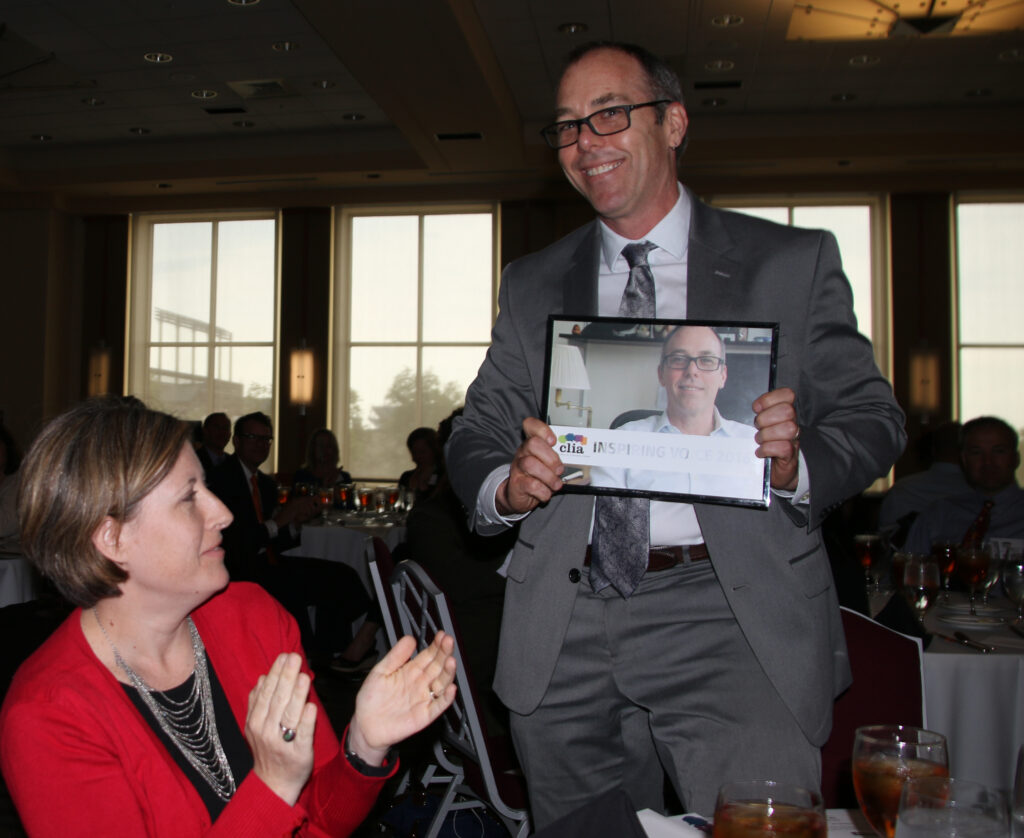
top-left (208, 412), bottom-right (379, 671)
top-left (446, 42), bottom-right (905, 824)
top-left (196, 411), bottom-right (231, 475)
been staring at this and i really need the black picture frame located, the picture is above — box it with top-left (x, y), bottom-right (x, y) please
top-left (541, 315), bottom-right (779, 508)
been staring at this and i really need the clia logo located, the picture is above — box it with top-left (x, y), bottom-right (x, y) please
top-left (557, 432), bottom-right (587, 455)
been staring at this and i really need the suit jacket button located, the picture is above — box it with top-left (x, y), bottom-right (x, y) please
top-left (568, 568), bottom-right (581, 584)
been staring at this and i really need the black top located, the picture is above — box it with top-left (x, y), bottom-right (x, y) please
top-left (122, 658), bottom-right (253, 821)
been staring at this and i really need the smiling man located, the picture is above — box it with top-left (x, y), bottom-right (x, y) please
top-left (446, 41), bottom-right (905, 823)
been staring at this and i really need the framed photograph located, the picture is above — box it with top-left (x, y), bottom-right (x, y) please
top-left (542, 316), bottom-right (779, 508)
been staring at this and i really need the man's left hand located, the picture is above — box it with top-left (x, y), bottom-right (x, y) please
top-left (752, 387), bottom-right (801, 491)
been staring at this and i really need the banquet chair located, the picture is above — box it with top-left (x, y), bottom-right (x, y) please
top-left (366, 537), bottom-right (401, 648)
top-left (820, 606), bottom-right (925, 808)
top-left (390, 559), bottom-right (530, 838)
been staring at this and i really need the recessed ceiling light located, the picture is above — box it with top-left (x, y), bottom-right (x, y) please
top-left (227, 0), bottom-right (260, 5)
top-left (966, 88), bottom-right (992, 98)
top-left (129, 127), bottom-right (151, 135)
top-left (144, 52), bottom-right (173, 64)
top-left (831, 92), bottom-right (857, 103)
top-left (313, 80), bottom-right (335, 89)
top-left (191, 89), bottom-right (218, 100)
top-left (233, 120), bottom-right (255, 128)
top-left (702, 98), bottom-right (727, 108)
top-left (81, 97), bottom-right (104, 106)
top-left (557, 22), bottom-right (588, 35)
top-left (32, 134), bottom-right (53, 142)
top-left (711, 14), bottom-right (743, 27)
top-left (342, 112), bottom-right (365, 121)
top-left (849, 54), bottom-right (880, 67)
top-left (272, 40), bottom-right (298, 52)
top-left (704, 59), bottom-right (735, 72)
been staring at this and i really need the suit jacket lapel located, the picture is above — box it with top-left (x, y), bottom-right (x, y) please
top-left (563, 221), bottom-right (601, 316)
top-left (686, 193), bottom-right (746, 320)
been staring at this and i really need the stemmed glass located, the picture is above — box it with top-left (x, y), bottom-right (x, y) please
top-left (931, 541), bottom-right (957, 604)
top-left (712, 780), bottom-right (826, 838)
top-left (852, 725), bottom-right (949, 838)
top-left (895, 777), bottom-right (1008, 837)
top-left (855, 534), bottom-right (884, 597)
top-left (955, 545), bottom-right (991, 616)
top-left (902, 556), bottom-right (940, 627)
top-left (1003, 556), bottom-right (1024, 624)
top-left (980, 544), bottom-right (1004, 605)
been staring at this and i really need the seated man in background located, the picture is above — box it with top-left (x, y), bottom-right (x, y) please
top-left (879, 421), bottom-right (968, 546)
top-left (905, 416), bottom-right (1024, 553)
top-left (208, 412), bottom-right (380, 672)
top-left (196, 411), bottom-right (231, 473)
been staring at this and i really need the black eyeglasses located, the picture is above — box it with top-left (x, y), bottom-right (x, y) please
top-left (237, 432), bottom-right (273, 443)
top-left (540, 100), bottom-right (671, 149)
top-left (660, 353), bottom-right (724, 372)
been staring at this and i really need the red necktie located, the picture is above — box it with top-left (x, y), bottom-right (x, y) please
top-left (960, 499), bottom-right (995, 547)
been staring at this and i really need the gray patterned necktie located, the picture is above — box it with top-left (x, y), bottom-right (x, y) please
top-left (589, 241), bottom-right (657, 597)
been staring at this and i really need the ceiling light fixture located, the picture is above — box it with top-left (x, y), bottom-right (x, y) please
top-left (998, 48), bottom-right (1024, 62)
top-left (227, 0), bottom-right (260, 5)
top-left (831, 92), bottom-right (857, 103)
top-left (704, 59), bottom-right (735, 72)
top-left (711, 14), bottom-right (744, 28)
top-left (81, 97), bottom-right (104, 106)
top-left (342, 112), bottom-right (365, 121)
top-left (191, 89), bottom-right (218, 99)
top-left (272, 40), bottom-right (298, 52)
top-left (965, 88), bottom-right (992, 98)
top-left (558, 22), bottom-right (588, 35)
top-left (144, 52), bottom-right (173, 64)
top-left (233, 120), bottom-right (255, 128)
top-left (129, 127), bottom-right (151, 135)
top-left (702, 98), bottom-right (727, 108)
top-left (848, 54), bottom-right (880, 67)
top-left (32, 134), bottom-right (52, 142)
top-left (313, 80), bottom-right (335, 89)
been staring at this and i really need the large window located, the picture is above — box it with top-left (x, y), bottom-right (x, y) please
top-left (334, 206), bottom-right (497, 480)
top-left (128, 212), bottom-right (279, 447)
top-left (709, 197), bottom-right (888, 374)
top-left (955, 199), bottom-right (1024, 481)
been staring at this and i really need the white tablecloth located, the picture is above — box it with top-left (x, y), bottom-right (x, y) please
top-left (0, 554), bottom-right (36, 608)
top-left (284, 520), bottom-right (406, 592)
top-left (919, 595), bottom-right (1024, 791)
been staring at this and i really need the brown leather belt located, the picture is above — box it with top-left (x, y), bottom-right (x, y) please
top-left (583, 543), bottom-right (709, 572)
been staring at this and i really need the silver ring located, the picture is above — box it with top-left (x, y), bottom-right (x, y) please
top-left (280, 724), bottom-right (296, 742)
top-left (428, 689), bottom-right (438, 701)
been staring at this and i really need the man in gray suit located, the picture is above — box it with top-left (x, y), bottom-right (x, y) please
top-left (446, 42), bottom-right (904, 824)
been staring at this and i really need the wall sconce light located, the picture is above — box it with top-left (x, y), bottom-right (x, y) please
top-left (88, 343), bottom-right (111, 397)
top-left (550, 343), bottom-right (593, 426)
top-left (909, 346), bottom-right (941, 418)
top-left (290, 346), bottom-right (314, 414)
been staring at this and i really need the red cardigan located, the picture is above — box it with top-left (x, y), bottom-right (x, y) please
top-left (0, 583), bottom-right (394, 837)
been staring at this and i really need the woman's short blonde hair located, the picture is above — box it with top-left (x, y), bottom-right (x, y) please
top-left (18, 397), bottom-right (192, 607)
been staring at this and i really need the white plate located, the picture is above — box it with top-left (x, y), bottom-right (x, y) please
top-left (941, 602), bottom-right (1007, 616)
top-left (938, 613), bottom-right (1005, 628)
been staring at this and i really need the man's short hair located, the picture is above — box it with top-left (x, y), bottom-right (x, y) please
top-left (234, 411), bottom-right (272, 437)
top-left (960, 416), bottom-right (1019, 451)
top-left (563, 41), bottom-right (687, 161)
top-left (659, 324), bottom-right (726, 365)
top-left (203, 411), bottom-right (229, 429)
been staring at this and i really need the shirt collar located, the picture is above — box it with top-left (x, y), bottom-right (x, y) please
top-left (652, 407), bottom-right (727, 436)
top-left (598, 183), bottom-right (690, 271)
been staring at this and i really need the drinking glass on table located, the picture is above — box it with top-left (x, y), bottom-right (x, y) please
top-left (852, 725), bottom-right (949, 838)
top-left (955, 545), bottom-right (991, 616)
top-left (855, 534), bottom-right (885, 596)
top-left (902, 556), bottom-right (940, 625)
top-left (1003, 557), bottom-right (1024, 624)
top-left (317, 486), bottom-right (333, 520)
top-left (895, 776), bottom-right (1008, 838)
top-left (712, 780), bottom-right (826, 838)
top-left (356, 486), bottom-right (373, 514)
top-left (980, 544), bottom-right (1004, 605)
top-left (931, 541), bottom-right (957, 604)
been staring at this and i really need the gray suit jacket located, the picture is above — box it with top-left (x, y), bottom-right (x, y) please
top-left (446, 193), bottom-right (906, 746)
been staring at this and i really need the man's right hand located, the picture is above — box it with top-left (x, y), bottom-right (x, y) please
top-left (495, 417), bottom-right (565, 516)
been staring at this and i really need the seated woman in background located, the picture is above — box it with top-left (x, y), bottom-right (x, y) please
top-left (0, 397), bottom-right (456, 837)
top-left (398, 427), bottom-right (439, 507)
top-left (293, 428), bottom-right (352, 489)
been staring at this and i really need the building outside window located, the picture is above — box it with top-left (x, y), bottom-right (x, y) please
top-left (955, 199), bottom-right (1024, 482)
top-left (128, 212), bottom-right (279, 459)
top-left (334, 206), bottom-right (497, 481)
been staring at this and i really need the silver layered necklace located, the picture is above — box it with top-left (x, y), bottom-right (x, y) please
top-left (93, 609), bottom-right (237, 802)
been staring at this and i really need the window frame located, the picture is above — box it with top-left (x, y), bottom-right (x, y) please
top-left (332, 203), bottom-right (500, 480)
top-left (127, 209), bottom-right (282, 461)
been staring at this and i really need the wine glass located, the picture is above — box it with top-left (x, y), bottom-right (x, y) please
top-left (852, 725), bottom-right (949, 838)
top-left (855, 534), bottom-right (884, 597)
top-left (955, 545), bottom-right (991, 616)
top-left (712, 780), bottom-right (826, 838)
top-left (1003, 556), bottom-right (1024, 624)
top-left (895, 776), bottom-right (1008, 837)
top-left (931, 541), bottom-right (957, 604)
top-left (979, 545), bottom-right (1004, 605)
top-left (902, 556), bottom-right (940, 626)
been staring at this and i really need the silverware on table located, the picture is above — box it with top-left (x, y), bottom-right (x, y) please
top-left (934, 631), bottom-right (992, 652)
top-left (955, 630), bottom-right (997, 653)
